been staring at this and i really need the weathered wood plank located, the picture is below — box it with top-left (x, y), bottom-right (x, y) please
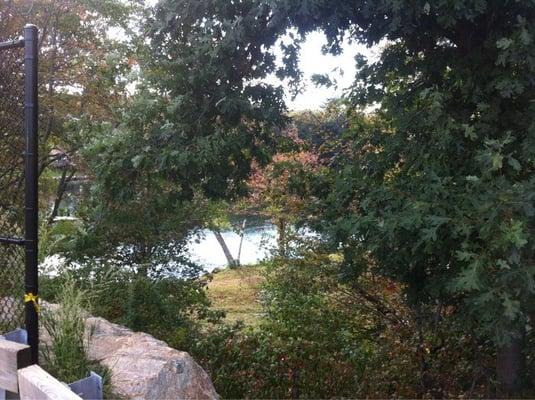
top-left (0, 338), bottom-right (31, 393)
top-left (18, 365), bottom-right (81, 400)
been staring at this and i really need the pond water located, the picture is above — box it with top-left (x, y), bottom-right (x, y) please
top-left (188, 223), bottom-right (278, 271)
top-left (43, 222), bottom-right (278, 273)
top-left (52, 181), bottom-right (278, 271)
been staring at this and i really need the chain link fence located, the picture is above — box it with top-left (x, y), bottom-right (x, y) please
top-left (0, 41), bottom-right (26, 333)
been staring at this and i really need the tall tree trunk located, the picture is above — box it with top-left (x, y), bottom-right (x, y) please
top-left (497, 327), bottom-right (525, 396)
top-left (212, 229), bottom-right (237, 267)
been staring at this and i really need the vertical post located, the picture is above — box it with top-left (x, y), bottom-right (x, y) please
top-left (24, 24), bottom-right (39, 365)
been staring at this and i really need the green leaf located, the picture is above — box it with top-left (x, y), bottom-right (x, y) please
top-left (455, 263), bottom-right (481, 291)
top-left (491, 153), bottom-right (503, 170)
top-left (520, 28), bottom-right (531, 45)
top-left (423, 2), bottom-right (430, 14)
top-left (505, 220), bottom-right (528, 248)
top-left (496, 38), bottom-right (513, 49)
top-left (502, 295), bottom-right (520, 320)
top-left (456, 251), bottom-right (475, 262)
top-left (507, 156), bottom-right (521, 171)
top-left (463, 124), bottom-right (477, 140)
top-left (131, 155), bottom-right (144, 168)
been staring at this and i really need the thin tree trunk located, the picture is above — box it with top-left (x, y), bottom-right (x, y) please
top-left (40, 24), bottom-right (58, 178)
top-left (277, 217), bottom-right (286, 257)
top-left (236, 218), bottom-right (247, 266)
top-left (497, 328), bottom-right (525, 396)
top-left (135, 244), bottom-right (151, 277)
top-left (212, 229), bottom-right (236, 268)
top-left (47, 168), bottom-right (75, 225)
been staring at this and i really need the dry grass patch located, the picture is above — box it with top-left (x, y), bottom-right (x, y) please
top-left (206, 266), bottom-right (263, 326)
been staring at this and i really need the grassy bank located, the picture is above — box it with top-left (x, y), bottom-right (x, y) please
top-left (206, 266), bottom-right (263, 326)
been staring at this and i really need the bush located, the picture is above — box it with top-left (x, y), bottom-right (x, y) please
top-left (191, 254), bottom-right (376, 398)
top-left (191, 250), bottom-right (507, 398)
top-left (124, 275), bottom-right (223, 349)
top-left (41, 259), bottom-right (223, 351)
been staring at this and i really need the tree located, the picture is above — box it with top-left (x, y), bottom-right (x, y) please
top-left (204, 201), bottom-right (242, 268)
top-left (70, 0), bottom-right (294, 272)
top-left (309, 3), bottom-right (535, 394)
top-left (151, 0), bottom-right (535, 393)
top-left (147, 0), bottom-right (292, 201)
top-left (1, 0), bottom-right (137, 229)
top-left (245, 125), bottom-right (320, 257)
top-left (67, 95), bottom-right (208, 276)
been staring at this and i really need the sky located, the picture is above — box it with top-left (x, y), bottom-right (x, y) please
top-left (284, 31), bottom-right (378, 111)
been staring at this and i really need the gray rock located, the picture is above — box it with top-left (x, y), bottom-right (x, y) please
top-left (85, 317), bottom-right (219, 400)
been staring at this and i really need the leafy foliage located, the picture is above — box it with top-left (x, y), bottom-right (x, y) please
top-left (308, 2), bottom-right (535, 346)
top-left (41, 277), bottom-right (89, 384)
top-left (151, 0), bottom-right (535, 392)
top-left (193, 250), bottom-right (502, 398)
top-left (192, 253), bottom-right (373, 398)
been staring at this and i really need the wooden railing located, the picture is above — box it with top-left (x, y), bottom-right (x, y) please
top-left (0, 336), bottom-right (86, 399)
top-left (18, 365), bottom-right (81, 400)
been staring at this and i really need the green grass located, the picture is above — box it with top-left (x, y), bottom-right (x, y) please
top-left (40, 277), bottom-right (120, 399)
top-left (206, 265), bottom-right (263, 326)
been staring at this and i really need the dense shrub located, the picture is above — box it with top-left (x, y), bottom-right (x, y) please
top-left (123, 275), bottom-right (223, 349)
top-left (191, 251), bottom-right (517, 398)
top-left (191, 254), bottom-right (390, 398)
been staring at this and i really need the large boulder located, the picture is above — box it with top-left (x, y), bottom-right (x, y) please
top-left (85, 317), bottom-right (219, 400)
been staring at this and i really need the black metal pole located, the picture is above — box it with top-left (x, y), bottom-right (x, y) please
top-left (24, 24), bottom-right (39, 365)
